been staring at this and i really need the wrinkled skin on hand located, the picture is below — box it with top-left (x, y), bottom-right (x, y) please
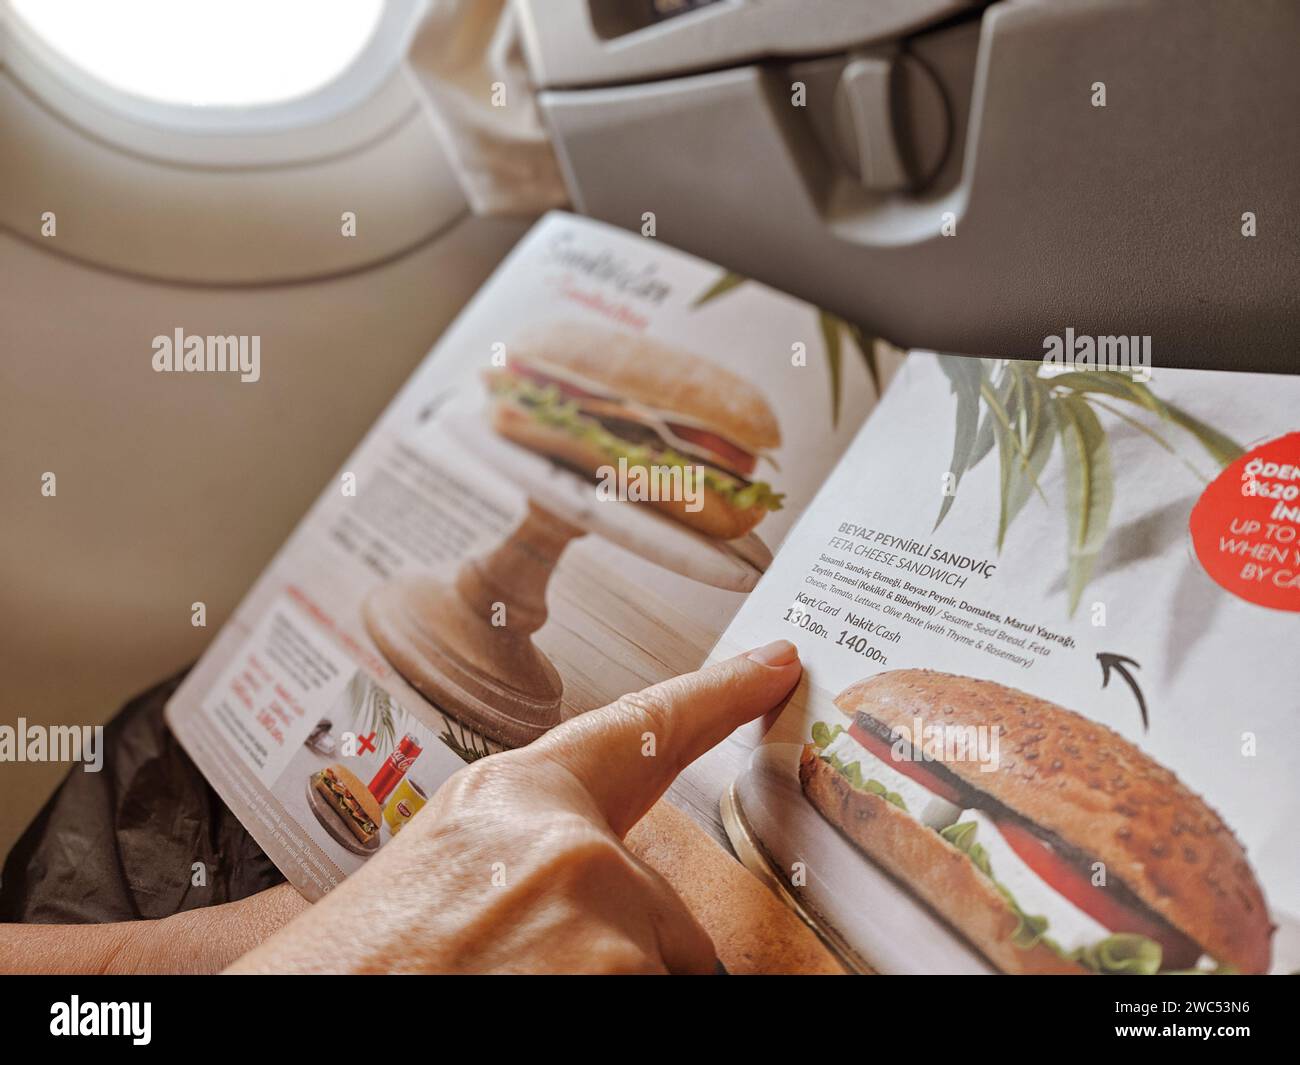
top-left (229, 641), bottom-right (801, 975)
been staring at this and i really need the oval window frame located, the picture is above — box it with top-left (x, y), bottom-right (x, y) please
top-left (2, 0), bottom-right (421, 137)
top-left (0, 0), bottom-right (473, 285)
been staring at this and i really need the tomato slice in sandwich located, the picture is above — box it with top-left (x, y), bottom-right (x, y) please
top-left (994, 818), bottom-right (1202, 968)
top-left (666, 423), bottom-right (757, 477)
top-left (847, 721), bottom-right (966, 805)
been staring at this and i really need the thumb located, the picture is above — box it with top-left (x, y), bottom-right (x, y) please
top-left (529, 640), bottom-right (801, 836)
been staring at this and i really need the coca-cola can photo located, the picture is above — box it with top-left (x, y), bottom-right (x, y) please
top-left (367, 733), bottom-right (423, 804)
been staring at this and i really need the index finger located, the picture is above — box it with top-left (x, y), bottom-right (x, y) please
top-left (529, 641), bottom-right (801, 836)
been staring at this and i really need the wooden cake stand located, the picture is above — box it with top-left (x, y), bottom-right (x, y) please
top-left (364, 413), bottom-right (771, 748)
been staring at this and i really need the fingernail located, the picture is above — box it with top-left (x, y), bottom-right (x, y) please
top-left (745, 639), bottom-right (799, 667)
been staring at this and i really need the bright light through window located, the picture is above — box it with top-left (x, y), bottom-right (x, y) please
top-left (10, 0), bottom-right (386, 107)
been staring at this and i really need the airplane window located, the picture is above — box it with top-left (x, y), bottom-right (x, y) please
top-left (8, 0), bottom-right (385, 108)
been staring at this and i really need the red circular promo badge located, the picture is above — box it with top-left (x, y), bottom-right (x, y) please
top-left (1189, 431), bottom-right (1300, 612)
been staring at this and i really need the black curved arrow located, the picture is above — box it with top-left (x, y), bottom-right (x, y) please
top-left (1097, 652), bottom-right (1147, 731)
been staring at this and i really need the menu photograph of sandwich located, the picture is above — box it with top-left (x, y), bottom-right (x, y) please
top-left (353, 216), bottom-right (878, 753)
top-left (308, 765), bottom-right (381, 855)
top-left (798, 671), bottom-right (1271, 975)
top-left (484, 320), bottom-right (785, 541)
top-left (361, 316), bottom-right (793, 748)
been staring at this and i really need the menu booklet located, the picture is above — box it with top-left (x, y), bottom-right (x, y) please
top-left (167, 212), bottom-right (1299, 975)
top-left (166, 211), bottom-right (881, 897)
top-left (700, 354), bottom-right (1299, 975)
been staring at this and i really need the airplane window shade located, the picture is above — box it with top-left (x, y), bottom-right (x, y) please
top-left (9, 0), bottom-right (384, 110)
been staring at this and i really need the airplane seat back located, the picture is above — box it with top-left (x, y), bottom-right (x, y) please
top-left (518, 0), bottom-right (1300, 375)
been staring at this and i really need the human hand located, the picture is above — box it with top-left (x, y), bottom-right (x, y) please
top-left (0, 883), bottom-right (308, 974)
top-left (228, 640), bottom-right (801, 974)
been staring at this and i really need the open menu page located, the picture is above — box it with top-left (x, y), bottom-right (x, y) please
top-left (698, 352), bottom-right (1300, 975)
top-left (164, 211), bottom-right (882, 899)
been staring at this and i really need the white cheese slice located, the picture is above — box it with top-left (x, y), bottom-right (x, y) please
top-left (959, 809), bottom-right (1111, 953)
top-left (819, 730), bottom-right (962, 829)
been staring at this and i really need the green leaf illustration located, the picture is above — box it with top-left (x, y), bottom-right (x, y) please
top-left (994, 377), bottom-right (1056, 549)
top-left (1055, 395), bottom-right (1114, 615)
top-left (1083, 397), bottom-right (1210, 483)
top-left (692, 272), bottom-right (879, 429)
top-left (347, 674), bottom-right (398, 759)
top-left (437, 713), bottom-right (494, 763)
top-left (1047, 370), bottom-right (1168, 417)
top-left (934, 359), bottom-right (1245, 613)
top-left (933, 356), bottom-right (984, 530)
top-left (819, 310), bottom-right (844, 428)
top-left (692, 270), bottom-right (746, 306)
top-left (971, 361), bottom-right (1013, 469)
top-left (1049, 370), bottom-right (1243, 468)
top-left (845, 322), bottom-right (882, 398)
top-left (1162, 401), bottom-right (1245, 466)
top-left (975, 365), bottom-right (1052, 543)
